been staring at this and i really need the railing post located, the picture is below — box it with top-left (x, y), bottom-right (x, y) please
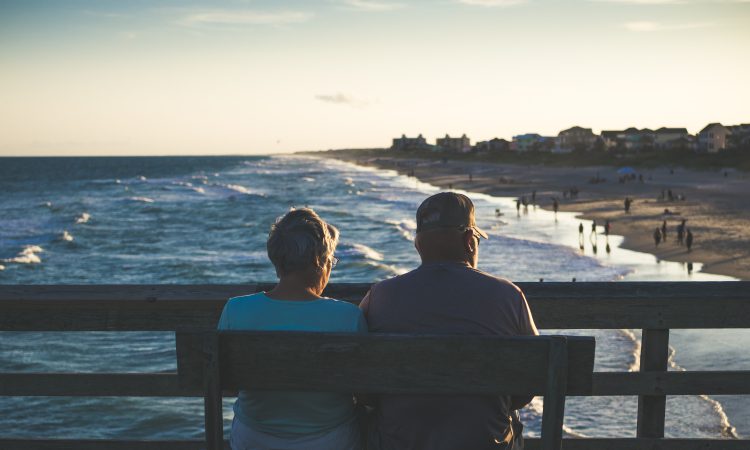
top-left (636, 328), bottom-right (670, 437)
top-left (203, 332), bottom-right (224, 450)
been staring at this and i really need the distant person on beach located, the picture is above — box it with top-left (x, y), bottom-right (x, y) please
top-left (604, 220), bottom-right (611, 237)
top-left (360, 192), bottom-right (538, 450)
top-left (686, 229), bottom-right (694, 252)
top-left (654, 227), bottom-right (662, 247)
top-left (552, 198), bottom-right (559, 214)
top-left (661, 220), bottom-right (667, 241)
top-left (218, 208), bottom-right (365, 450)
top-left (624, 197), bottom-right (632, 213)
top-left (677, 219), bottom-right (687, 245)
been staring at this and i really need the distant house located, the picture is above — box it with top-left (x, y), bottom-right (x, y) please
top-left (391, 134), bottom-right (430, 151)
top-left (621, 128), bottom-right (654, 151)
top-left (556, 126), bottom-right (597, 152)
top-left (436, 134), bottom-right (471, 153)
top-left (474, 138), bottom-right (510, 153)
top-left (698, 123), bottom-right (731, 153)
top-left (600, 130), bottom-right (625, 150)
top-left (727, 124), bottom-right (750, 149)
top-left (512, 134), bottom-right (556, 152)
top-left (654, 127), bottom-right (690, 150)
top-left (665, 135), bottom-right (696, 152)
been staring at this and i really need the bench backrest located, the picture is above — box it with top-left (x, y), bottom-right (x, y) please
top-left (176, 332), bottom-right (595, 450)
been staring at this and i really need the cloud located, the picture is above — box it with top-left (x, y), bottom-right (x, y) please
top-left (179, 10), bottom-right (314, 27)
top-left (339, 0), bottom-right (406, 11)
top-left (623, 20), bottom-right (714, 31)
top-left (457, 0), bottom-right (527, 6)
top-left (315, 93), bottom-right (369, 108)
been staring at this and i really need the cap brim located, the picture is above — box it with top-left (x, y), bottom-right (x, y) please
top-left (473, 225), bottom-right (489, 240)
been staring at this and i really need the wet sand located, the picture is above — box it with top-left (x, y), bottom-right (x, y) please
top-left (324, 153), bottom-right (750, 280)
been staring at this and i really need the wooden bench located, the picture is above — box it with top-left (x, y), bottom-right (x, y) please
top-left (176, 331), bottom-right (596, 450)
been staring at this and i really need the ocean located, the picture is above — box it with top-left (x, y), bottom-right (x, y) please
top-left (0, 155), bottom-right (747, 440)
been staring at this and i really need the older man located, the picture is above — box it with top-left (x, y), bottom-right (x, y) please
top-left (360, 192), bottom-right (538, 450)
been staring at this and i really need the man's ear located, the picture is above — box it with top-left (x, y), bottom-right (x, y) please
top-left (463, 231), bottom-right (475, 254)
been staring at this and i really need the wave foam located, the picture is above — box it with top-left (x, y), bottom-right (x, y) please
top-left (61, 231), bottom-right (74, 242)
top-left (386, 219), bottom-right (417, 241)
top-left (666, 346), bottom-right (739, 438)
top-left (127, 197), bottom-right (155, 203)
top-left (3, 245), bottom-right (44, 264)
top-left (0, 264), bottom-right (5, 271)
top-left (75, 213), bottom-right (91, 224)
top-left (340, 243), bottom-right (384, 261)
top-left (619, 329), bottom-right (641, 372)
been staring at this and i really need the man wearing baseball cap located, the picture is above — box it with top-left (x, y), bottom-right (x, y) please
top-left (360, 192), bottom-right (538, 450)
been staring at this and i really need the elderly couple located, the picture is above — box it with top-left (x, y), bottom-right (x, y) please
top-left (218, 192), bottom-right (539, 450)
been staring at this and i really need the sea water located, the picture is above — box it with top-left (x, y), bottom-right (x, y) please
top-left (0, 155), bottom-right (747, 439)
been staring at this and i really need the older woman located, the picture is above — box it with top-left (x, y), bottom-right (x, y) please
top-left (218, 208), bottom-right (365, 450)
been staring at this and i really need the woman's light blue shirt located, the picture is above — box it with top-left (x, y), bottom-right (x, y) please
top-left (217, 292), bottom-right (367, 437)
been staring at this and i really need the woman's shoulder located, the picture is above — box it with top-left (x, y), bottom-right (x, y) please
top-left (317, 297), bottom-right (361, 313)
top-left (224, 292), bottom-right (268, 309)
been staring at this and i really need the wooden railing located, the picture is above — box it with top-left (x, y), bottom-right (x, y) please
top-left (1, 282), bottom-right (749, 449)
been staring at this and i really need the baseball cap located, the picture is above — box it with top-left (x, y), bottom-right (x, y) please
top-left (416, 192), bottom-right (488, 239)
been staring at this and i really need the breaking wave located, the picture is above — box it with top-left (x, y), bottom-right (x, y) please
top-left (3, 245), bottom-right (44, 264)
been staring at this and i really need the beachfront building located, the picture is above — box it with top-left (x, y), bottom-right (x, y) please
top-left (727, 124), bottom-right (750, 150)
top-left (512, 133), bottom-right (555, 152)
top-left (556, 126), bottom-right (597, 152)
top-left (698, 123), bottom-right (731, 153)
top-left (601, 130), bottom-right (625, 151)
top-left (654, 127), bottom-right (690, 150)
top-left (391, 134), bottom-right (430, 151)
top-left (436, 134), bottom-right (471, 153)
top-left (474, 138), bottom-right (510, 153)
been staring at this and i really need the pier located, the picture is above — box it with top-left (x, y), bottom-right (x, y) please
top-left (1, 282), bottom-right (749, 449)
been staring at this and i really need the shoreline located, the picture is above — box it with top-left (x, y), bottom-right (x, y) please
top-left (319, 152), bottom-right (750, 280)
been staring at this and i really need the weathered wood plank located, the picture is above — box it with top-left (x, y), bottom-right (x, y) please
top-left (4, 369), bottom-right (745, 397)
top-left (540, 336), bottom-right (568, 450)
top-left (0, 373), bottom-right (199, 397)
top-left (175, 332), bottom-right (595, 395)
top-left (524, 438), bottom-right (750, 450)
top-left (181, 332), bottom-right (595, 395)
top-left (2, 282), bottom-right (749, 331)
top-left (637, 329), bottom-right (670, 438)
top-left (2, 439), bottom-right (748, 450)
top-left (203, 333), bottom-right (224, 450)
top-left (591, 371), bottom-right (750, 396)
top-left (0, 440), bottom-right (225, 450)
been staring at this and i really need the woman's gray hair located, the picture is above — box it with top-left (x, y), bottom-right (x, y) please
top-left (267, 208), bottom-right (339, 276)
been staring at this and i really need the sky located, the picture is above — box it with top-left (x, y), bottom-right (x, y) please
top-left (1, 0), bottom-right (748, 156)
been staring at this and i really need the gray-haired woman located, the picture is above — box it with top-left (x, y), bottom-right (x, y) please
top-left (218, 208), bottom-right (366, 450)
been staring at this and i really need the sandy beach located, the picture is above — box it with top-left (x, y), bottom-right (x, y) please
top-left (323, 152), bottom-right (750, 280)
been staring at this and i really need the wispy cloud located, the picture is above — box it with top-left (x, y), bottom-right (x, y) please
top-left (623, 20), bottom-right (714, 31)
top-left (339, 0), bottom-right (406, 11)
top-left (179, 10), bottom-right (314, 27)
top-left (315, 93), bottom-right (369, 108)
top-left (457, 0), bottom-right (528, 6)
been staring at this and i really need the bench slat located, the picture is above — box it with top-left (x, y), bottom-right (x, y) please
top-left (177, 332), bottom-right (595, 395)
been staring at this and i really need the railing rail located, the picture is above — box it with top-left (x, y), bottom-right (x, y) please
top-left (2, 282), bottom-right (749, 449)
